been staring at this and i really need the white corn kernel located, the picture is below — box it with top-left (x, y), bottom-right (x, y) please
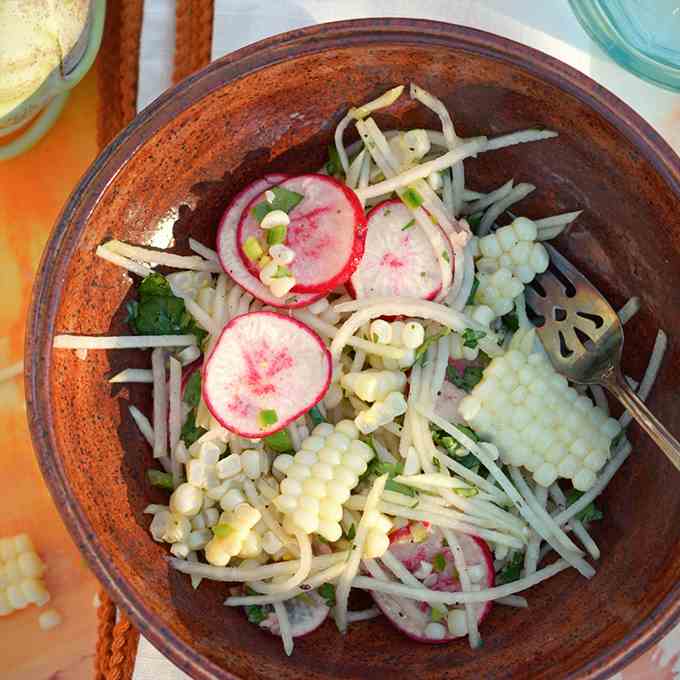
top-left (447, 609), bottom-right (468, 637)
top-left (496, 225), bottom-right (519, 251)
top-left (335, 419), bottom-right (360, 439)
top-left (238, 531), bottom-right (262, 558)
top-left (17, 552), bottom-right (45, 579)
top-left (512, 217), bottom-right (537, 241)
top-left (273, 453), bottom-right (294, 474)
top-left (427, 171), bottom-right (443, 191)
top-left (363, 528), bottom-right (390, 559)
top-left (242, 449), bottom-right (263, 479)
top-left (262, 531), bottom-right (284, 555)
top-left (529, 242), bottom-right (549, 273)
top-left (292, 509), bottom-right (319, 534)
top-left (573, 468), bottom-right (597, 491)
top-left (216, 454), bottom-right (242, 479)
top-left (479, 233), bottom-right (502, 258)
top-left (220, 489), bottom-right (246, 512)
top-left (287, 463), bottom-right (312, 481)
top-left (260, 209), bottom-right (290, 229)
top-left (425, 622), bottom-right (447, 640)
top-left (170, 483), bottom-right (203, 517)
top-left (317, 520), bottom-right (343, 542)
top-left (39, 609), bottom-right (62, 631)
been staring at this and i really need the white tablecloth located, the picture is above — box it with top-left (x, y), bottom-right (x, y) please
top-left (133, 2), bottom-right (680, 678)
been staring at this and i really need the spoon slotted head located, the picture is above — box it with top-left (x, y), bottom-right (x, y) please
top-left (525, 244), bottom-right (680, 470)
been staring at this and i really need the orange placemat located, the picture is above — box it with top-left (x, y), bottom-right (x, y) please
top-left (0, 2), bottom-right (143, 679)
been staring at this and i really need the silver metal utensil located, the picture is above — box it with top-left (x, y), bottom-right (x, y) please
top-left (525, 243), bottom-right (680, 470)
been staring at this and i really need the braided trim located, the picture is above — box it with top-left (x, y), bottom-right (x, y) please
top-left (173, 0), bottom-right (214, 84)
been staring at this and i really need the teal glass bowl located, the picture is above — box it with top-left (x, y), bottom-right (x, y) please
top-left (570, 0), bottom-right (680, 91)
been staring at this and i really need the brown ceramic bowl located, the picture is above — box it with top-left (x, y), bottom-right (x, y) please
top-left (26, 18), bottom-right (680, 680)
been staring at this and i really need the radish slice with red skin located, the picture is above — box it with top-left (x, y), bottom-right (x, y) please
top-left (202, 311), bottom-right (331, 438)
top-left (372, 524), bottom-right (494, 643)
top-left (238, 174), bottom-right (367, 294)
top-left (216, 175), bottom-right (323, 309)
top-left (246, 591), bottom-right (329, 638)
top-left (348, 199), bottom-right (453, 300)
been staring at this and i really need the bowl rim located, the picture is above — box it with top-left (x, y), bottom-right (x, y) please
top-left (26, 17), bottom-right (680, 680)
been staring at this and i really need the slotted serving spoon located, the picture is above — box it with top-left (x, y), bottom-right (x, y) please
top-left (525, 243), bottom-right (680, 470)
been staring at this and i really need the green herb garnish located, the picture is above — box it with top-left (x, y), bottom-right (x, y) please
top-left (265, 430), bottom-right (294, 453)
top-left (497, 552), bottom-right (524, 585)
top-left (318, 583), bottom-right (336, 607)
top-left (344, 524), bottom-right (356, 541)
top-left (245, 603), bottom-right (268, 625)
top-left (126, 273), bottom-right (207, 343)
top-left (252, 186), bottom-right (304, 222)
top-left (181, 409), bottom-right (207, 446)
top-left (308, 406), bottom-right (326, 427)
top-left (415, 327), bottom-right (452, 365)
top-left (501, 311), bottom-right (519, 333)
top-left (442, 249), bottom-right (450, 263)
top-left (566, 489), bottom-right (604, 523)
top-left (401, 218), bottom-right (416, 231)
top-left (325, 143), bottom-right (343, 178)
top-left (461, 328), bottom-right (487, 349)
top-left (147, 469), bottom-right (173, 490)
top-left (402, 186), bottom-right (424, 209)
top-left (466, 277), bottom-right (479, 306)
top-left (446, 365), bottom-right (484, 393)
top-left (183, 371), bottom-right (202, 408)
top-left (432, 553), bottom-right (447, 573)
top-left (467, 213), bottom-right (483, 234)
top-left (363, 459), bottom-right (416, 497)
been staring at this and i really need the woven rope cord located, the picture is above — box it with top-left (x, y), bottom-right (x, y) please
top-left (173, 0), bottom-right (215, 84)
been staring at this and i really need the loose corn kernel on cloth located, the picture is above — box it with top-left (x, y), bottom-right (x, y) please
top-left (2, 2), bottom-right (679, 680)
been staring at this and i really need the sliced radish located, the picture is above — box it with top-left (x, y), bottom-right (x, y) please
top-left (348, 199), bottom-right (453, 300)
top-left (237, 174), bottom-right (366, 294)
top-left (246, 591), bottom-right (329, 638)
top-left (372, 524), bottom-right (494, 643)
top-left (434, 380), bottom-right (467, 425)
top-left (202, 311), bottom-right (331, 438)
top-left (216, 175), bottom-right (323, 308)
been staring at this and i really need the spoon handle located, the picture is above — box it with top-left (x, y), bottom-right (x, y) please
top-left (604, 372), bottom-right (680, 472)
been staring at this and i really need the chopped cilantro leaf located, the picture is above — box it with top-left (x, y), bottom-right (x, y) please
top-left (461, 328), bottom-right (486, 349)
top-left (181, 409), bottom-right (207, 446)
top-left (245, 603), bottom-right (267, 625)
top-left (308, 406), bottom-right (326, 427)
top-left (466, 277), bottom-right (479, 306)
top-left (442, 249), bottom-right (450, 263)
top-left (446, 365), bottom-right (484, 393)
top-left (264, 429), bottom-right (294, 453)
top-left (432, 553), bottom-right (446, 572)
top-left (467, 213), bottom-right (483, 234)
top-left (497, 552), bottom-right (524, 585)
top-left (318, 583), bottom-right (336, 607)
top-left (415, 327), bottom-right (452, 365)
top-left (344, 524), bottom-right (356, 541)
top-left (325, 143), bottom-right (343, 177)
top-left (501, 311), bottom-right (519, 333)
top-left (147, 469), bottom-right (173, 490)
top-left (126, 273), bottom-right (207, 344)
top-left (251, 186), bottom-right (304, 223)
top-left (183, 371), bottom-right (202, 408)
top-left (566, 489), bottom-right (604, 523)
